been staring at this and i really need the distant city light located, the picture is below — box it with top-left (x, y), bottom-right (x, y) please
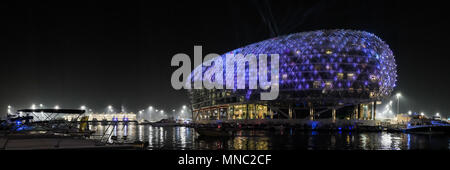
top-left (149, 106), bottom-right (153, 110)
top-left (395, 93), bottom-right (401, 115)
top-left (436, 113), bottom-right (440, 116)
top-left (421, 112), bottom-right (424, 116)
top-left (31, 104), bottom-right (36, 110)
top-left (182, 105), bottom-right (186, 109)
top-left (408, 110), bottom-right (412, 115)
top-left (7, 105), bottom-right (11, 114)
top-left (80, 105), bottom-right (86, 110)
top-left (54, 105), bottom-right (60, 110)
top-left (39, 104), bottom-right (43, 108)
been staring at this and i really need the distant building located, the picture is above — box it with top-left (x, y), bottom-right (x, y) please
top-left (64, 113), bottom-right (136, 121)
top-left (396, 114), bottom-right (412, 124)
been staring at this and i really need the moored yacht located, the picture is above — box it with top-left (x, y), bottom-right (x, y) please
top-left (405, 117), bottom-right (450, 134)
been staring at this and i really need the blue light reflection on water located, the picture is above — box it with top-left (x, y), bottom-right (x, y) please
top-left (407, 134), bottom-right (411, 150)
top-left (88, 125), bottom-right (450, 150)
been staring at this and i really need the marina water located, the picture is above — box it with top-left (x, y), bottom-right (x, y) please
top-left (88, 124), bottom-right (450, 150)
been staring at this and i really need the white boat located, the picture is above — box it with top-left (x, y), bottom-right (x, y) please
top-left (405, 119), bottom-right (450, 134)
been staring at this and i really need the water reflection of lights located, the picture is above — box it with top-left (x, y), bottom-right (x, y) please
top-left (330, 135), bottom-right (336, 149)
top-left (407, 134), bottom-right (411, 150)
top-left (360, 133), bottom-right (368, 150)
top-left (159, 127), bottom-right (164, 144)
top-left (233, 137), bottom-right (246, 150)
top-left (230, 137), bottom-right (269, 150)
top-left (256, 138), bottom-right (269, 150)
top-left (148, 126), bottom-right (153, 147)
top-left (380, 132), bottom-right (401, 150)
top-left (391, 136), bottom-right (402, 150)
top-left (172, 127), bottom-right (176, 149)
top-left (307, 136), bottom-right (314, 150)
top-left (346, 135), bottom-right (351, 145)
top-left (123, 125), bottom-right (128, 137)
top-left (179, 127), bottom-right (187, 149)
top-left (137, 125), bottom-right (143, 141)
top-left (86, 125), bottom-right (450, 150)
top-left (380, 133), bottom-right (392, 150)
top-left (113, 125), bottom-right (117, 137)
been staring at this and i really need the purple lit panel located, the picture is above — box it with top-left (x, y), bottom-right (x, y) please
top-left (189, 29), bottom-right (397, 102)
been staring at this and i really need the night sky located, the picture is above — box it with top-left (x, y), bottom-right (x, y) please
top-left (1, 0), bottom-right (449, 117)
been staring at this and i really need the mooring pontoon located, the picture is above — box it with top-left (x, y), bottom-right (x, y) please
top-left (0, 109), bottom-right (143, 150)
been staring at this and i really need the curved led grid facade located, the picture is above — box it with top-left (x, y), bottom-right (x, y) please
top-left (189, 29), bottom-right (396, 112)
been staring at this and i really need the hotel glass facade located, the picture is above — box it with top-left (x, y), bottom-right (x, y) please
top-left (189, 30), bottom-right (397, 121)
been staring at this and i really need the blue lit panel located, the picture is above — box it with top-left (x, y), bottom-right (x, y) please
top-left (190, 29), bottom-right (397, 103)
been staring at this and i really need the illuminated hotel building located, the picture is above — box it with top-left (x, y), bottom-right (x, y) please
top-left (188, 30), bottom-right (397, 122)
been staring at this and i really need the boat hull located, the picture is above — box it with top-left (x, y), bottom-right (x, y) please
top-left (405, 125), bottom-right (450, 134)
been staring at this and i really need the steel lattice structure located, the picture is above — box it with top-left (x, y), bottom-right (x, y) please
top-left (189, 29), bottom-right (397, 111)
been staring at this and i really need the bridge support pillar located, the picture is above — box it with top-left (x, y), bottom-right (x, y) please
top-left (288, 105), bottom-right (293, 119)
top-left (358, 104), bottom-right (362, 120)
top-left (269, 108), bottom-right (273, 119)
top-left (373, 101), bottom-right (377, 120)
top-left (332, 108), bottom-right (336, 122)
top-left (309, 107), bottom-right (314, 120)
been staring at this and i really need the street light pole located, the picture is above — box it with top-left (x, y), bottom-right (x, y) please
top-left (396, 93), bottom-right (401, 116)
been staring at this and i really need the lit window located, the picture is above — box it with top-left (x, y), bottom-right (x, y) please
top-left (325, 81), bottom-right (332, 88)
top-left (369, 74), bottom-right (377, 82)
top-left (313, 81), bottom-right (321, 88)
top-left (325, 49), bottom-right (333, 55)
top-left (347, 73), bottom-right (354, 80)
top-left (337, 73), bottom-right (344, 80)
top-left (282, 74), bottom-right (288, 80)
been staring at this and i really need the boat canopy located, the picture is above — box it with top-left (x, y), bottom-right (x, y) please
top-left (17, 109), bottom-right (86, 114)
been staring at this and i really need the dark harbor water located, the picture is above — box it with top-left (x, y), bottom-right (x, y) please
top-left (88, 124), bottom-right (450, 150)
